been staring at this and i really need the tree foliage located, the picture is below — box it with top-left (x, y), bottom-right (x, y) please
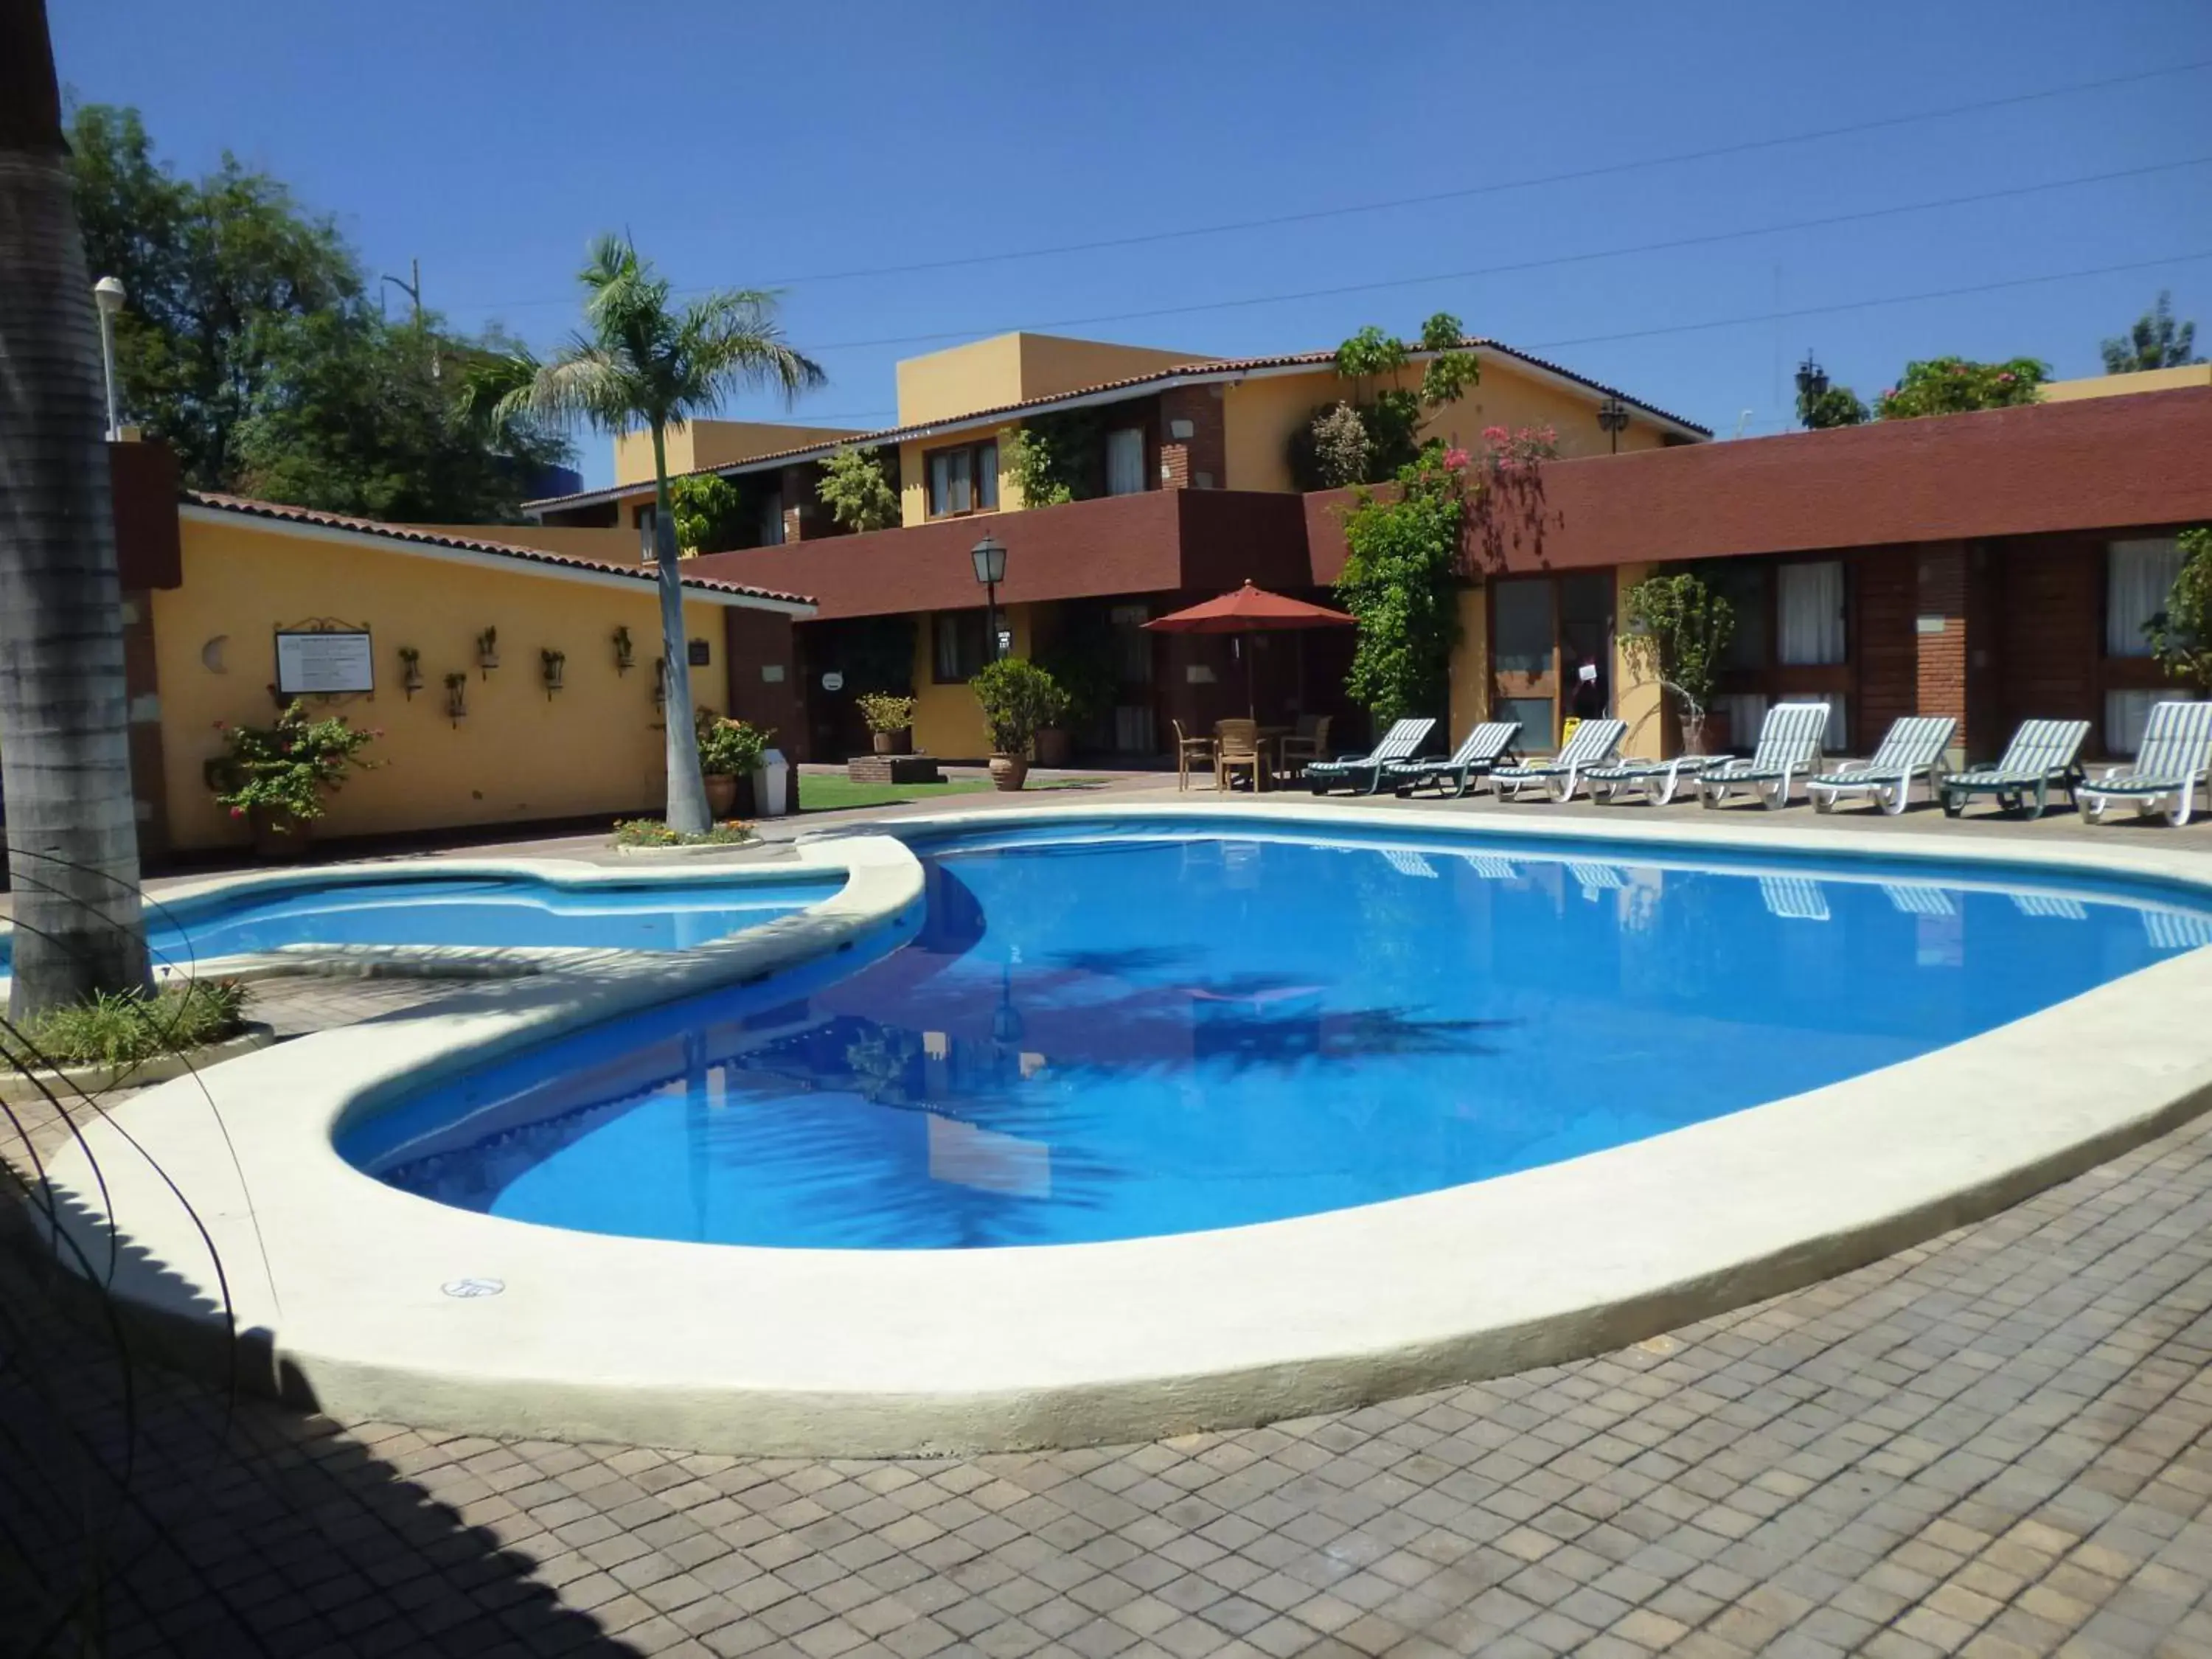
top-left (1334, 448), bottom-right (1470, 725)
top-left (1007, 406), bottom-right (1109, 505)
top-left (1295, 313), bottom-right (1479, 487)
top-left (2143, 526), bottom-right (2212, 692)
top-left (1876, 356), bottom-right (2048, 420)
top-left (1004, 425), bottom-right (1073, 507)
top-left (1797, 383), bottom-right (1869, 429)
top-left (2102, 291), bottom-right (2201, 375)
top-left (818, 445), bottom-right (899, 531)
top-left (1621, 572), bottom-right (1736, 731)
top-left (667, 473), bottom-right (745, 553)
top-left (66, 102), bottom-right (568, 518)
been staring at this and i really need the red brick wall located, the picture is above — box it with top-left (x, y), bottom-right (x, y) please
top-left (1158, 386), bottom-right (1226, 491)
top-left (1855, 547), bottom-right (1917, 747)
top-left (1913, 543), bottom-right (1969, 746)
top-left (1996, 537), bottom-right (2101, 746)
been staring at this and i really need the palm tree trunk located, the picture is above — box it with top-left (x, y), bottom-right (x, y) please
top-left (650, 422), bottom-right (712, 835)
top-left (0, 0), bottom-right (151, 1017)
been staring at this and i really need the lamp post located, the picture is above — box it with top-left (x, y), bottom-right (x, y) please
top-left (1794, 351), bottom-right (1828, 426)
top-left (91, 276), bottom-right (125, 440)
top-left (1595, 396), bottom-right (1630, 455)
top-left (970, 533), bottom-right (1007, 662)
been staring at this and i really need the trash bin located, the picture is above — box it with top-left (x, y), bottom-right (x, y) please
top-left (757, 749), bottom-right (790, 817)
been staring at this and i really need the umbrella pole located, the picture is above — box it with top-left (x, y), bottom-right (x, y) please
top-left (1245, 630), bottom-right (1256, 721)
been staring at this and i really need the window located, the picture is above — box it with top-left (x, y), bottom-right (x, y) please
top-left (633, 501), bottom-right (658, 563)
top-left (757, 489), bottom-right (785, 548)
top-left (1713, 564), bottom-right (1769, 669)
top-left (2105, 538), bottom-right (2185, 658)
top-left (931, 611), bottom-right (988, 683)
top-left (926, 439), bottom-right (998, 518)
top-left (1105, 428), bottom-right (1147, 496)
top-left (1777, 560), bottom-right (1846, 665)
top-left (1491, 580), bottom-right (1554, 675)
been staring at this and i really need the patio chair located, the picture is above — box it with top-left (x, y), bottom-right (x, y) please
top-left (1807, 715), bottom-right (1957, 816)
top-left (1275, 715), bottom-right (1333, 780)
top-left (1171, 720), bottom-right (1214, 793)
top-left (1760, 876), bottom-right (1831, 922)
top-left (1938, 719), bottom-right (2090, 820)
top-left (1380, 848), bottom-right (1439, 879)
top-left (1696, 703), bottom-right (1832, 810)
top-left (1382, 720), bottom-right (1522, 799)
top-left (1487, 719), bottom-right (1629, 803)
top-left (1882, 882), bottom-right (1956, 918)
top-left (1214, 719), bottom-right (1265, 793)
top-left (1306, 717), bottom-right (1437, 796)
top-left (2079, 700), bottom-right (2212, 827)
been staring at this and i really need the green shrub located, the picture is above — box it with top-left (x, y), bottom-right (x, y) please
top-left (693, 708), bottom-right (771, 776)
top-left (668, 474), bottom-right (747, 552)
top-left (1, 979), bottom-right (248, 1070)
top-left (2145, 526), bottom-right (2212, 692)
top-left (204, 700), bottom-right (379, 825)
top-left (1877, 357), bottom-right (2048, 420)
top-left (970, 658), bottom-right (1068, 755)
top-left (818, 447), bottom-right (900, 532)
top-left (854, 692), bottom-right (917, 734)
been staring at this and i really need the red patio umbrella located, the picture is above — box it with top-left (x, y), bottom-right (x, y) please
top-left (1143, 580), bottom-right (1356, 720)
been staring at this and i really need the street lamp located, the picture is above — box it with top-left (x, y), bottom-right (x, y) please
top-left (970, 533), bottom-right (1007, 661)
top-left (1595, 396), bottom-right (1630, 455)
top-left (92, 276), bottom-right (126, 440)
top-left (1794, 350), bottom-right (1829, 406)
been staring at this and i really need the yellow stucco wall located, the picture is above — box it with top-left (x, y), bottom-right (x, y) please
top-left (895, 333), bottom-right (1203, 427)
top-left (908, 605), bottom-right (1035, 758)
top-left (1222, 358), bottom-right (1675, 493)
top-left (2041, 364), bottom-right (2212, 403)
top-left (612, 420), bottom-right (863, 484)
top-left (155, 519), bottom-right (726, 851)
top-left (1613, 562), bottom-right (1666, 761)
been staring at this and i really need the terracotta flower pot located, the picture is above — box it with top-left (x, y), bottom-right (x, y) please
top-left (989, 754), bottom-right (1029, 791)
top-left (704, 773), bottom-right (739, 817)
top-left (872, 729), bottom-right (911, 756)
top-left (1034, 727), bottom-right (1071, 769)
top-left (248, 805), bottom-right (310, 863)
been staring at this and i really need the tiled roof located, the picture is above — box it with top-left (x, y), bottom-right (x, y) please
top-left (520, 338), bottom-right (1713, 512)
top-left (182, 492), bottom-right (815, 608)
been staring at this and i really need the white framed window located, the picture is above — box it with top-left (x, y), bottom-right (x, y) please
top-left (1105, 428), bottom-right (1147, 496)
top-left (1777, 561), bottom-right (1846, 665)
top-left (757, 490), bottom-right (785, 547)
top-left (2105, 538), bottom-right (2185, 658)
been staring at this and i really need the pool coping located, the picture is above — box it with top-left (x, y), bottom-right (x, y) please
top-left (34, 800), bottom-right (2212, 1455)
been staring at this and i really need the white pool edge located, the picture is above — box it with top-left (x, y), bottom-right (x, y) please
top-left (32, 801), bottom-right (2212, 1456)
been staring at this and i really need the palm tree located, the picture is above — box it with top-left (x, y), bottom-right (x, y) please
top-left (470, 237), bottom-right (824, 833)
top-left (0, 0), bottom-right (151, 1016)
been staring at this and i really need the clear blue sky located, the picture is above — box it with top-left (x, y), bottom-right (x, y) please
top-left (52, 0), bottom-right (2212, 490)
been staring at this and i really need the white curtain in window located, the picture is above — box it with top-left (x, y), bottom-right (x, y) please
top-left (1106, 428), bottom-right (1146, 496)
top-left (2104, 688), bottom-right (2205, 753)
top-left (1717, 693), bottom-right (1767, 747)
top-left (1777, 561), bottom-right (1846, 665)
top-left (2105, 538), bottom-right (2185, 658)
top-left (1781, 691), bottom-right (1849, 751)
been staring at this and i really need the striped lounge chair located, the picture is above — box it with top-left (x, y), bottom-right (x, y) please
top-left (1382, 720), bottom-right (1522, 799)
top-left (1488, 719), bottom-right (1629, 803)
top-left (1695, 703), bottom-right (1832, 810)
top-left (1807, 715), bottom-right (1957, 816)
top-left (1938, 719), bottom-right (2090, 821)
top-left (1305, 717), bottom-right (1436, 796)
top-left (2079, 700), bottom-right (2212, 828)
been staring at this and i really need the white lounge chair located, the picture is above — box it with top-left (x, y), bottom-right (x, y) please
top-left (1380, 848), bottom-right (1439, 879)
top-left (2143, 909), bottom-right (2212, 950)
top-left (1939, 720), bottom-right (2090, 820)
top-left (1696, 703), bottom-right (1831, 810)
top-left (1488, 719), bottom-right (1629, 803)
top-left (2079, 700), bottom-right (2212, 828)
top-left (1808, 716), bottom-right (1957, 815)
top-left (1382, 721), bottom-right (1521, 798)
top-left (1760, 876), bottom-right (1830, 922)
top-left (2011, 892), bottom-right (2087, 921)
top-left (1305, 717), bottom-right (1437, 796)
top-left (1882, 883), bottom-right (1956, 918)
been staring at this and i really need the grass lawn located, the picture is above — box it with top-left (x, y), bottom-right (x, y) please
top-left (799, 775), bottom-right (1111, 813)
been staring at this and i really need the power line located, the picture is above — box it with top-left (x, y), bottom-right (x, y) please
top-left (799, 156), bottom-right (2212, 355)
top-left (445, 55), bottom-right (2211, 316)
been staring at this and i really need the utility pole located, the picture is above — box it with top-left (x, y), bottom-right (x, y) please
top-left (381, 258), bottom-right (437, 378)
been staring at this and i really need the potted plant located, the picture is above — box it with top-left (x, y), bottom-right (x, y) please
top-left (541, 647), bottom-right (566, 698)
top-left (612, 624), bottom-right (635, 674)
top-left (1621, 571), bottom-right (1735, 756)
top-left (444, 671), bottom-right (468, 726)
top-left (695, 707), bottom-right (771, 818)
top-left (204, 700), bottom-right (380, 860)
top-left (970, 658), bottom-right (1068, 790)
top-left (476, 626), bottom-right (499, 677)
top-left (397, 646), bottom-right (423, 698)
top-left (855, 691), bottom-right (917, 755)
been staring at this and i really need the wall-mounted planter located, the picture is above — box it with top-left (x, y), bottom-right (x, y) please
top-left (652, 656), bottom-right (668, 712)
top-left (445, 672), bottom-right (469, 726)
top-left (398, 649), bottom-right (423, 698)
top-left (476, 627), bottom-right (500, 678)
top-left (613, 625), bottom-right (635, 675)
top-left (541, 650), bottom-right (566, 700)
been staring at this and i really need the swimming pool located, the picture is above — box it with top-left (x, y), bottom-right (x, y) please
top-left (0, 868), bottom-right (846, 974)
top-left (343, 820), bottom-right (2212, 1249)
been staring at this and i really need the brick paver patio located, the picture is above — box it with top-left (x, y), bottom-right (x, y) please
top-left (5, 791), bottom-right (2211, 1658)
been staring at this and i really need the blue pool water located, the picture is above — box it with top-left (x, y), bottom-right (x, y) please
top-left (342, 821), bottom-right (2212, 1250)
top-left (110, 871), bottom-right (841, 968)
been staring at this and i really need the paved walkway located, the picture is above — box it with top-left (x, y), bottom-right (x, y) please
top-left (5, 793), bottom-right (2212, 1658)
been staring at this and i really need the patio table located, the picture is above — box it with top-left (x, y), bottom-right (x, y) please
top-left (1586, 753), bottom-right (1720, 807)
